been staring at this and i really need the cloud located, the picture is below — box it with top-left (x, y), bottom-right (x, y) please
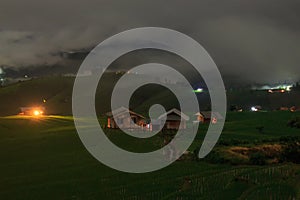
top-left (197, 17), bottom-right (300, 82)
top-left (0, 0), bottom-right (299, 82)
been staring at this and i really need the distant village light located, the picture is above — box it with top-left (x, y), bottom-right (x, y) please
top-left (251, 107), bottom-right (258, 112)
top-left (286, 86), bottom-right (292, 91)
top-left (194, 88), bottom-right (203, 93)
top-left (0, 67), bottom-right (5, 86)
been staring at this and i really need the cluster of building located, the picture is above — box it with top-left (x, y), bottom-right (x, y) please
top-left (0, 67), bottom-right (5, 86)
top-left (252, 84), bottom-right (294, 93)
top-left (250, 105), bottom-right (300, 112)
top-left (279, 106), bottom-right (300, 112)
top-left (105, 107), bottom-right (222, 131)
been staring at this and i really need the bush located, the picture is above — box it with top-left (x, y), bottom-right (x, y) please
top-left (279, 136), bottom-right (300, 143)
top-left (218, 139), bottom-right (249, 146)
top-left (249, 152), bottom-right (267, 165)
top-left (281, 143), bottom-right (300, 164)
top-left (202, 150), bottom-right (226, 164)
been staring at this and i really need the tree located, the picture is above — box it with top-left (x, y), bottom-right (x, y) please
top-left (282, 142), bottom-right (300, 164)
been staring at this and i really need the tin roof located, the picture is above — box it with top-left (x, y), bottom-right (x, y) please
top-left (195, 111), bottom-right (223, 119)
top-left (158, 108), bottom-right (189, 121)
top-left (105, 107), bottom-right (145, 119)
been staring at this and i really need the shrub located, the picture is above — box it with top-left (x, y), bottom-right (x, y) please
top-left (281, 143), bottom-right (300, 164)
top-left (202, 150), bottom-right (226, 164)
top-left (249, 152), bottom-right (267, 165)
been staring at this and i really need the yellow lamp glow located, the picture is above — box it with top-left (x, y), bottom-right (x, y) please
top-left (33, 110), bottom-right (41, 116)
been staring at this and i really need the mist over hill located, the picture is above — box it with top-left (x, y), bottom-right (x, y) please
top-left (0, 75), bottom-right (299, 116)
top-left (3, 48), bottom-right (295, 92)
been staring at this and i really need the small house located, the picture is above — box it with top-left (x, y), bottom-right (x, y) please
top-left (279, 107), bottom-right (289, 111)
top-left (105, 107), bottom-right (146, 129)
top-left (195, 111), bottom-right (223, 124)
top-left (290, 106), bottom-right (300, 112)
top-left (156, 108), bottom-right (189, 130)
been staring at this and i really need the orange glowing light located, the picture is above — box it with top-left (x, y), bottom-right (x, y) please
top-left (33, 110), bottom-right (40, 116)
top-left (32, 110), bottom-right (43, 116)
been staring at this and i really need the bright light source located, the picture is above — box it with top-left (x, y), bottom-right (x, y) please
top-left (19, 106), bottom-right (45, 116)
top-left (251, 107), bottom-right (258, 112)
top-left (194, 88), bottom-right (203, 93)
top-left (33, 110), bottom-right (41, 116)
top-left (32, 109), bottom-right (43, 116)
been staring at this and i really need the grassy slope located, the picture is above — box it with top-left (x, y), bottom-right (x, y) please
top-left (0, 76), bottom-right (300, 199)
top-left (0, 75), bottom-right (177, 116)
top-left (221, 111), bottom-right (300, 141)
top-left (0, 77), bottom-right (74, 116)
top-left (0, 113), bottom-right (299, 199)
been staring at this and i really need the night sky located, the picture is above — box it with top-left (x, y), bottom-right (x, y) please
top-left (1, 0), bottom-right (299, 83)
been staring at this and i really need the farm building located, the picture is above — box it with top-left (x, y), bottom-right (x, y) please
top-left (279, 107), bottom-right (289, 111)
top-left (195, 111), bottom-right (223, 124)
top-left (105, 107), bottom-right (146, 129)
top-left (156, 108), bottom-right (189, 130)
top-left (290, 106), bottom-right (300, 112)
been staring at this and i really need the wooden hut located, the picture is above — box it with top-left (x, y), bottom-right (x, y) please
top-left (195, 111), bottom-right (223, 123)
top-left (105, 107), bottom-right (146, 129)
top-left (157, 108), bottom-right (189, 130)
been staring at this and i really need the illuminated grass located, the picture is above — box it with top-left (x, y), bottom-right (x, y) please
top-left (0, 111), bottom-right (299, 199)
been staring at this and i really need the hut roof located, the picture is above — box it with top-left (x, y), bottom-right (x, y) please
top-left (105, 107), bottom-right (145, 119)
top-left (195, 111), bottom-right (223, 119)
top-left (158, 108), bottom-right (189, 121)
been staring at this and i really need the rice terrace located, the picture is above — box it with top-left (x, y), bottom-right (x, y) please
top-left (0, 76), bottom-right (300, 199)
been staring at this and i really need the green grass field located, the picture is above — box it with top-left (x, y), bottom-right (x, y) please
top-left (0, 112), bottom-right (299, 199)
top-left (1, 76), bottom-right (300, 199)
